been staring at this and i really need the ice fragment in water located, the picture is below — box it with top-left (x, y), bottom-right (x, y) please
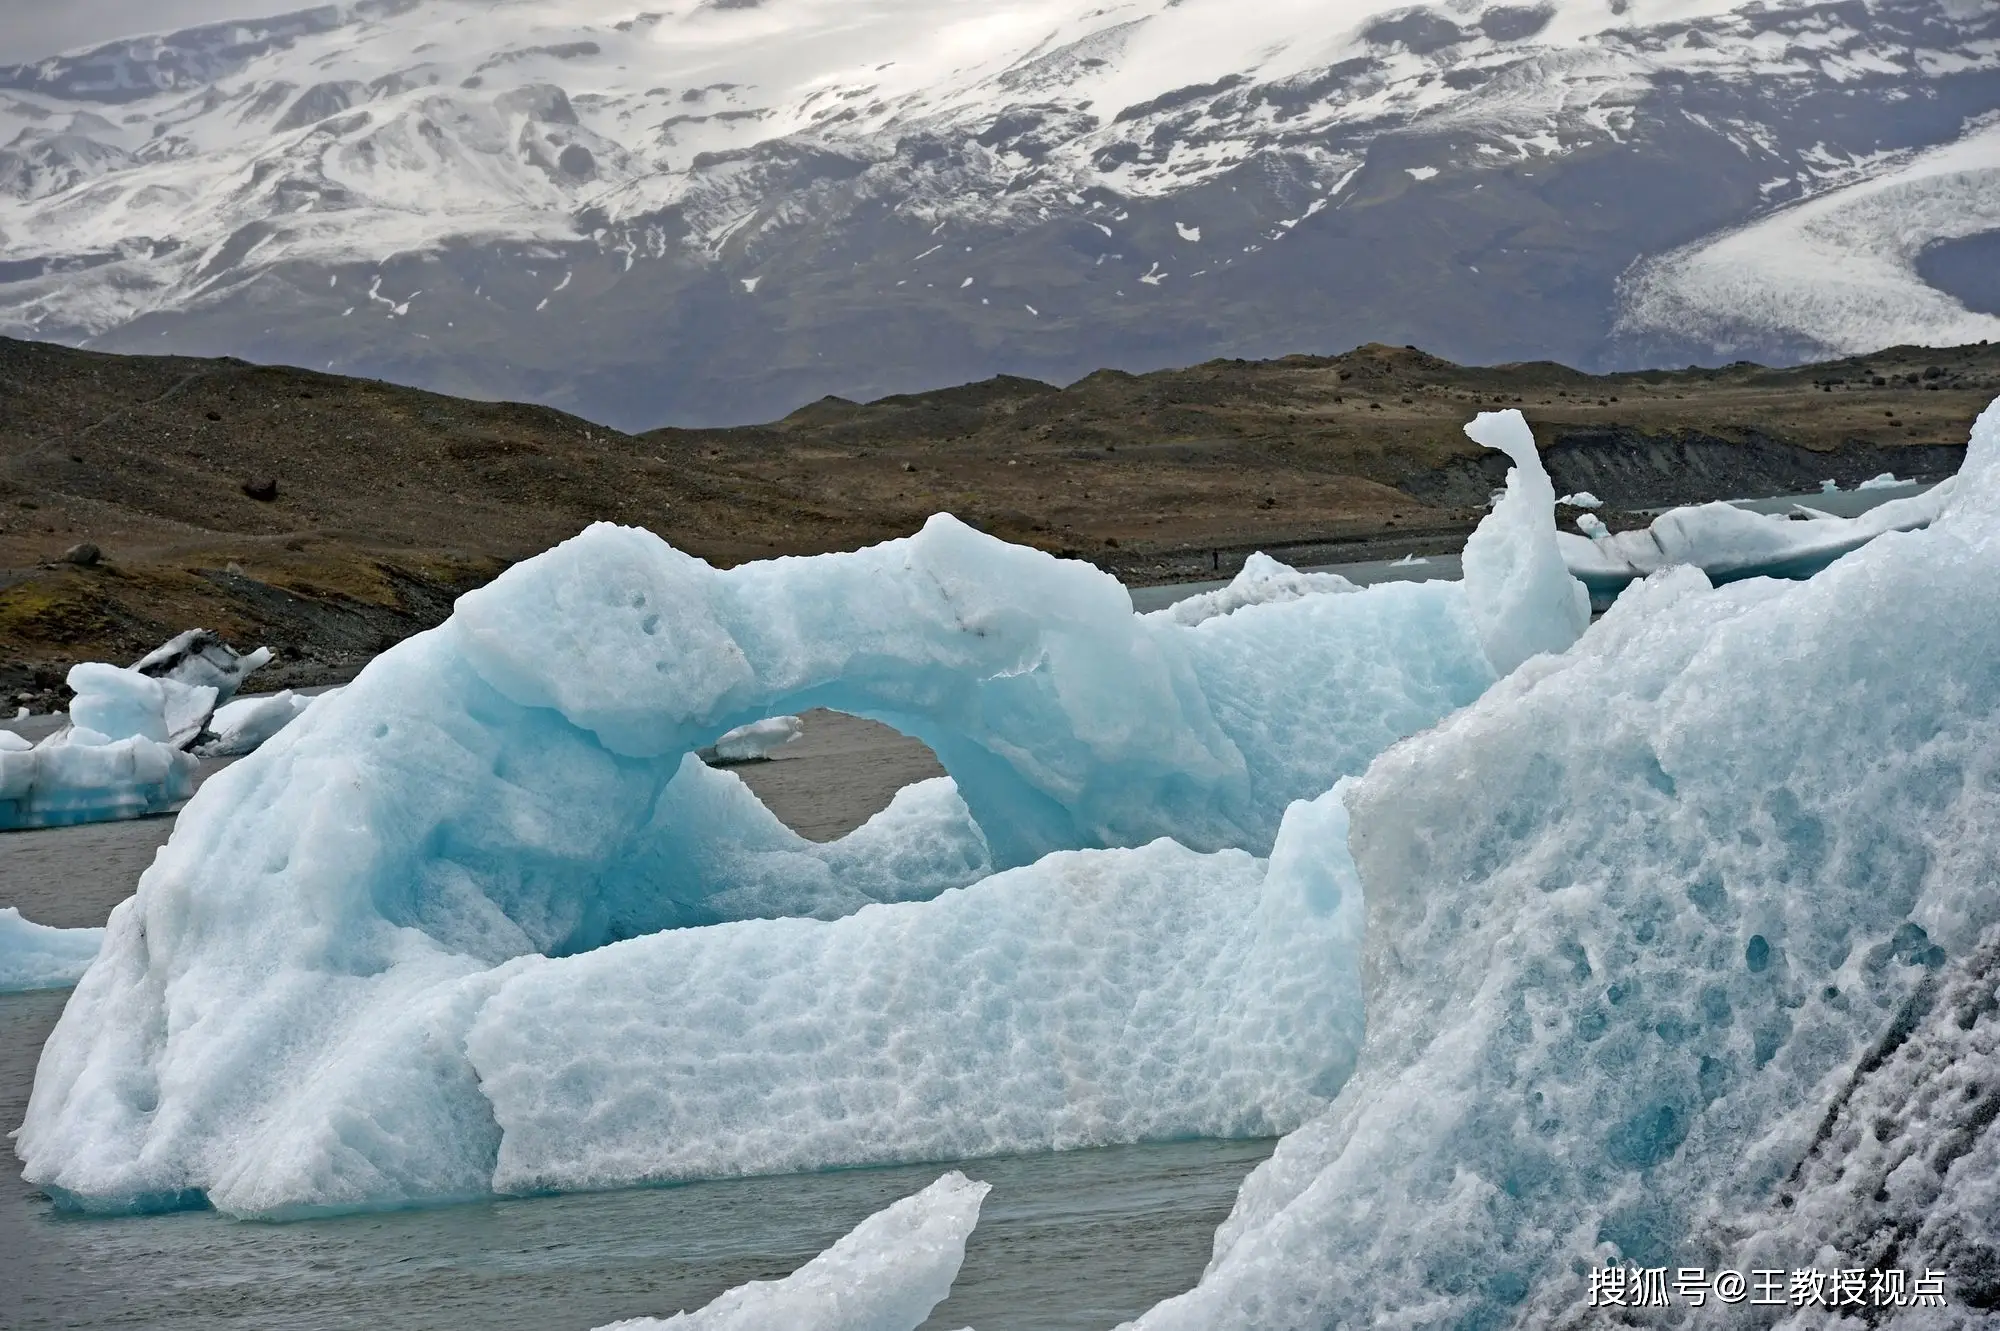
top-left (0, 908), bottom-right (105, 993)
top-left (595, 1172), bottom-right (985, 1331)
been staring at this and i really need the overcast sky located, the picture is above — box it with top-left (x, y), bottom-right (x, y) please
top-left (0, 1), bottom-right (311, 63)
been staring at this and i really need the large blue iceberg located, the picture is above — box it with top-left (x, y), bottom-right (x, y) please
top-left (17, 411), bottom-right (1585, 1218)
top-left (1129, 398), bottom-right (2000, 1329)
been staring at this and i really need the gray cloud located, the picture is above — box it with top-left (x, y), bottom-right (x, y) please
top-left (0, 1), bottom-right (312, 64)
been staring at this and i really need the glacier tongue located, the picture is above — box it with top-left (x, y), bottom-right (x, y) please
top-left (14, 418), bottom-right (1579, 1217)
top-left (594, 1171), bottom-right (987, 1331)
top-left (1127, 397), bottom-right (2000, 1330)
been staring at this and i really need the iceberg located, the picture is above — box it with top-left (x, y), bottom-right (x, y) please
top-left (1856, 471), bottom-right (1906, 491)
top-left (1127, 397), bottom-right (2000, 1330)
top-left (0, 726), bottom-right (197, 830)
top-left (1145, 552), bottom-right (1357, 627)
top-left (706, 714), bottom-right (804, 762)
top-left (20, 785), bottom-right (1363, 1216)
top-left (0, 908), bottom-right (105, 993)
top-left (132, 628), bottom-right (271, 704)
top-left (196, 689), bottom-right (325, 758)
top-left (0, 632), bottom-right (282, 828)
top-left (1461, 411), bottom-right (1592, 677)
top-left (16, 410), bottom-right (1582, 1217)
top-left (1559, 481), bottom-right (1951, 604)
top-left (1555, 491), bottom-right (1603, 509)
top-left (67, 661), bottom-right (217, 751)
top-left (594, 1171), bottom-right (986, 1331)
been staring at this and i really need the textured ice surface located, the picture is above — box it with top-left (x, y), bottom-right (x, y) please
top-left (1556, 491), bottom-right (1603, 509)
top-left (16, 414), bottom-right (1581, 1215)
top-left (1704, 920), bottom-right (2000, 1331)
top-left (1560, 481), bottom-right (1951, 602)
top-left (1856, 471), bottom-right (1907, 491)
top-left (1145, 552), bottom-right (1357, 627)
top-left (0, 908), bottom-right (105, 993)
top-left (708, 714), bottom-right (804, 762)
top-left (596, 1172), bottom-right (985, 1331)
top-left (1127, 397), bottom-right (2000, 1330)
top-left (0, 727), bottom-right (197, 830)
top-left (470, 788), bottom-right (1362, 1194)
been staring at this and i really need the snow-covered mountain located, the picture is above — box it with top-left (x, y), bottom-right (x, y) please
top-left (2, 0), bottom-right (1997, 427)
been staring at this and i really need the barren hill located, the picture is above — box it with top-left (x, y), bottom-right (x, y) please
top-left (4, 333), bottom-right (1995, 704)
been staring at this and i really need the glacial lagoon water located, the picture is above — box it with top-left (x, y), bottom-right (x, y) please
top-left (4, 990), bottom-right (1272, 1331)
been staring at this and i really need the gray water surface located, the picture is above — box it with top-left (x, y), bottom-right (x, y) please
top-left (4, 992), bottom-right (1271, 1331)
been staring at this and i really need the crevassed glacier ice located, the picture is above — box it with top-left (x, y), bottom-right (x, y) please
top-left (17, 410), bottom-right (1581, 1216)
top-left (595, 1171), bottom-right (986, 1331)
top-left (1560, 480), bottom-right (1950, 605)
top-left (1128, 397), bottom-right (2000, 1330)
top-left (0, 908), bottom-right (105, 993)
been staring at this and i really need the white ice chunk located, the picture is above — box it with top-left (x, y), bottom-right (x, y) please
top-left (1856, 471), bottom-right (1906, 490)
top-left (0, 908), bottom-right (105, 993)
top-left (1558, 479), bottom-right (1951, 600)
top-left (66, 663), bottom-right (215, 749)
top-left (1555, 491), bottom-right (1603, 508)
top-left (198, 689), bottom-right (321, 758)
top-left (596, 1172), bottom-right (986, 1331)
top-left (0, 728), bottom-right (197, 830)
top-left (1127, 395), bottom-right (2000, 1330)
top-left (1459, 410), bottom-right (1591, 675)
top-left (1821, 478), bottom-right (1840, 492)
top-left (1145, 552), bottom-right (1356, 627)
top-left (708, 714), bottom-right (804, 762)
top-left (132, 629), bottom-right (271, 704)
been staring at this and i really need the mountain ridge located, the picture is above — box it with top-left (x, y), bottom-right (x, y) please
top-left (5, 330), bottom-right (1996, 707)
top-left (0, 0), bottom-right (1996, 425)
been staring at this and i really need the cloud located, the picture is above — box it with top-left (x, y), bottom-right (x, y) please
top-left (0, 1), bottom-right (312, 64)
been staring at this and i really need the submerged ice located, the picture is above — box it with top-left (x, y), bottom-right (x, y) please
top-left (16, 410), bottom-right (1585, 1218)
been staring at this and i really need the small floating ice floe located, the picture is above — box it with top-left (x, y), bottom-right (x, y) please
top-left (0, 907), bottom-right (104, 993)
